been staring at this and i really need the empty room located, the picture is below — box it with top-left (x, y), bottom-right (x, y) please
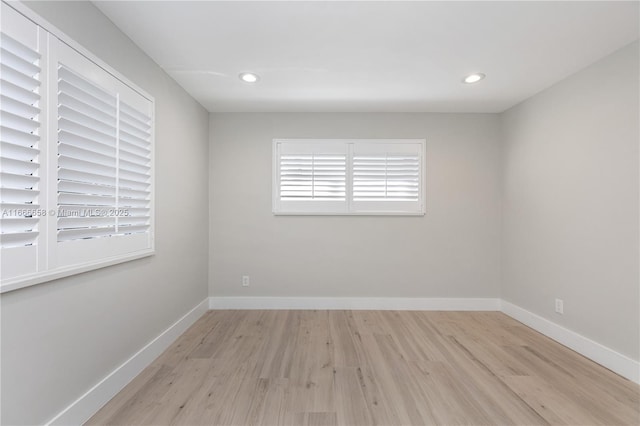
top-left (0, 1), bottom-right (638, 425)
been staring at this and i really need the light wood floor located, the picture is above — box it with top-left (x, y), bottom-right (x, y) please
top-left (87, 310), bottom-right (640, 425)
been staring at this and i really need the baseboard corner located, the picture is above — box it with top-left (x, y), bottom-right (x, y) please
top-left (46, 297), bottom-right (209, 426)
top-left (500, 300), bottom-right (640, 384)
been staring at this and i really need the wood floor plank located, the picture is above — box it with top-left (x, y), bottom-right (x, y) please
top-left (87, 311), bottom-right (640, 426)
top-left (333, 367), bottom-right (373, 426)
top-left (502, 375), bottom-right (605, 426)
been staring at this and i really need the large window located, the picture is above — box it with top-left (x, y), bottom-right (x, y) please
top-left (273, 139), bottom-right (425, 215)
top-left (0, 3), bottom-right (154, 292)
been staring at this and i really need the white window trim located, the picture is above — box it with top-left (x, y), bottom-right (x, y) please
top-left (272, 138), bottom-right (426, 216)
top-left (0, 1), bottom-right (155, 293)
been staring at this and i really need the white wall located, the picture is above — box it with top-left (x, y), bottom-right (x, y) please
top-left (1, 2), bottom-right (210, 425)
top-left (209, 113), bottom-right (502, 299)
top-left (501, 41), bottom-right (639, 361)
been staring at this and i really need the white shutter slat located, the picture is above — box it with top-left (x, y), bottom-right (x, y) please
top-left (0, 33), bottom-right (40, 63)
top-left (58, 130), bottom-right (116, 157)
top-left (0, 47), bottom-right (39, 76)
top-left (58, 117), bottom-right (115, 146)
top-left (58, 180), bottom-right (115, 197)
top-left (118, 198), bottom-right (148, 208)
top-left (58, 216), bottom-right (114, 230)
top-left (117, 216), bottom-right (148, 227)
top-left (1, 125), bottom-right (39, 146)
top-left (1, 202), bottom-right (40, 210)
top-left (117, 224), bottom-right (148, 233)
top-left (1, 110), bottom-right (39, 133)
top-left (0, 80), bottom-right (40, 105)
top-left (1, 187), bottom-right (39, 204)
top-left (119, 148), bottom-right (149, 165)
top-left (120, 101), bottom-right (150, 124)
top-left (58, 143), bottom-right (116, 168)
top-left (0, 218), bottom-right (38, 233)
top-left (1, 155), bottom-right (39, 174)
top-left (58, 156), bottom-right (114, 179)
top-left (59, 105), bottom-right (116, 136)
top-left (120, 128), bottom-right (150, 149)
top-left (58, 66), bottom-right (115, 106)
top-left (0, 141), bottom-right (38, 161)
top-left (58, 92), bottom-right (116, 123)
top-left (1, 95), bottom-right (39, 118)
top-left (58, 193), bottom-right (115, 207)
top-left (119, 177), bottom-right (149, 192)
top-left (1, 171), bottom-right (38, 189)
top-left (125, 207), bottom-right (150, 217)
top-left (57, 80), bottom-right (116, 114)
top-left (0, 64), bottom-right (40, 91)
top-left (119, 187), bottom-right (149, 199)
top-left (58, 226), bottom-right (115, 242)
top-left (120, 139), bottom-right (150, 158)
top-left (58, 167), bottom-right (115, 187)
top-left (120, 106), bottom-right (150, 124)
top-left (118, 166), bottom-right (148, 183)
top-left (119, 158), bottom-right (150, 175)
top-left (120, 119), bottom-right (149, 141)
top-left (1, 231), bottom-right (38, 248)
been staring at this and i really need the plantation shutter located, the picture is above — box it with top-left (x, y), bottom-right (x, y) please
top-left (273, 139), bottom-right (424, 215)
top-left (351, 141), bottom-right (423, 214)
top-left (117, 100), bottom-right (151, 235)
top-left (57, 65), bottom-right (118, 242)
top-left (0, 3), bottom-right (154, 291)
top-left (274, 141), bottom-right (348, 213)
top-left (0, 5), bottom-right (43, 281)
top-left (54, 40), bottom-right (153, 269)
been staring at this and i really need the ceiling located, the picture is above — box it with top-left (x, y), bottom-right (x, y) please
top-left (94, 1), bottom-right (639, 113)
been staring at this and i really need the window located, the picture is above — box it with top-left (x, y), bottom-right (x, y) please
top-left (273, 139), bottom-right (425, 215)
top-left (0, 3), bottom-right (154, 292)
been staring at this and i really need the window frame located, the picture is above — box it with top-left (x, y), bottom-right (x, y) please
top-left (272, 138), bottom-right (426, 216)
top-left (0, 1), bottom-right (155, 293)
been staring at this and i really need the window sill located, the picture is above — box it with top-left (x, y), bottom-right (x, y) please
top-left (0, 249), bottom-right (155, 294)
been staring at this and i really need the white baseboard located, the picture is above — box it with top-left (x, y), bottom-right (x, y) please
top-left (46, 297), bottom-right (210, 426)
top-left (209, 296), bottom-right (501, 311)
top-left (501, 300), bottom-right (640, 384)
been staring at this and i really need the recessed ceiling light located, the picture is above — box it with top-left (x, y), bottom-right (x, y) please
top-left (463, 73), bottom-right (485, 84)
top-left (239, 72), bottom-right (260, 83)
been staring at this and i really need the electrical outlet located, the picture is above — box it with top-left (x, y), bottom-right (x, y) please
top-left (555, 298), bottom-right (564, 314)
top-left (242, 275), bottom-right (250, 287)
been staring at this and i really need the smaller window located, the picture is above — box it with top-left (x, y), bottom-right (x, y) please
top-left (273, 139), bottom-right (425, 215)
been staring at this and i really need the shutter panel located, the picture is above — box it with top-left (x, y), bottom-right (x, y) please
top-left (274, 141), bottom-right (348, 213)
top-left (353, 154), bottom-right (420, 201)
top-left (280, 154), bottom-right (346, 200)
top-left (57, 64), bottom-right (118, 242)
top-left (117, 101), bottom-right (151, 234)
top-left (0, 32), bottom-right (41, 249)
top-left (351, 141), bottom-right (423, 214)
top-left (54, 40), bottom-right (153, 271)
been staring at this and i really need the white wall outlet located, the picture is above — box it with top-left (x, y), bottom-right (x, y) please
top-left (242, 275), bottom-right (250, 287)
top-left (555, 298), bottom-right (564, 314)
